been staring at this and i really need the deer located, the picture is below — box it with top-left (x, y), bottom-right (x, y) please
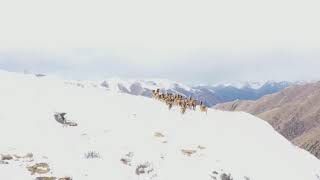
top-left (200, 101), bottom-right (207, 114)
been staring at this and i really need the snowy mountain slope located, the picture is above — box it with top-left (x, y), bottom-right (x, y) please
top-left (0, 70), bottom-right (319, 180)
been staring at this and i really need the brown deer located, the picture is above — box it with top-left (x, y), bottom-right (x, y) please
top-left (191, 99), bottom-right (197, 110)
top-left (181, 105), bottom-right (187, 114)
top-left (200, 101), bottom-right (207, 114)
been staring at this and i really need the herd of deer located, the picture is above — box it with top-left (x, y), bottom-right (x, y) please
top-left (152, 89), bottom-right (208, 114)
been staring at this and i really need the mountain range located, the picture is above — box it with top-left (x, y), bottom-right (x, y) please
top-left (97, 78), bottom-right (293, 107)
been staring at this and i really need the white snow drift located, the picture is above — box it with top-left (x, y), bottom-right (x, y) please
top-left (0, 70), bottom-right (319, 180)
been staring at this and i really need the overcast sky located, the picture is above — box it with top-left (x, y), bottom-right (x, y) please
top-left (0, 0), bottom-right (320, 84)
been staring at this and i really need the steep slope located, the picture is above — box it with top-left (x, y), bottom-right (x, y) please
top-left (0, 70), bottom-right (319, 180)
top-left (215, 82), bottom-right (320, 159)
top-left (98, 78), bottom-right (292, 107)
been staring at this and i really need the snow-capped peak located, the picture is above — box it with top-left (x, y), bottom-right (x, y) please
top-left (211, 81), bottom-right (290, 90)
top-left (100, 78), bottom-right (193, 93)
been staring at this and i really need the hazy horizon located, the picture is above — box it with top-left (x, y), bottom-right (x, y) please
top-left (1, 48), bottom-right (320, 85)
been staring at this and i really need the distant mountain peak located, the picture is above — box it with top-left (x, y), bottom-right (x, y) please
top-left (211, 80), bottom-right (289, 90)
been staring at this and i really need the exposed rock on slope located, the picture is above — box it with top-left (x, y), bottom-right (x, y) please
top-left (215, 82), bottom-right (320, 159)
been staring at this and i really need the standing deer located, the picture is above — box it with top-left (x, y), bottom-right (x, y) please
top-left (200, 101), bottom-right (207, 114)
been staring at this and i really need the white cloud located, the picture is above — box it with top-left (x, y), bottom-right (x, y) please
top-left (0, 0), bottom-right (320, 50)
top-left (1, 48), bottom-right (320, 84)
top-left (1, 0), bottom-right (320, 83)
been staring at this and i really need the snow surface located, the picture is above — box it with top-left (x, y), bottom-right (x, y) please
top-left (0, 70), bottom-right (319, 180)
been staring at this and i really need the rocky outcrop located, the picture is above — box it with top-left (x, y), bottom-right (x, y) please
top-left (27, 163), bottom-right (50, 175)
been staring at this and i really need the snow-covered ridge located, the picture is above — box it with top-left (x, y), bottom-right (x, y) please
top-left (0, 70), bottom-right (319, 180)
